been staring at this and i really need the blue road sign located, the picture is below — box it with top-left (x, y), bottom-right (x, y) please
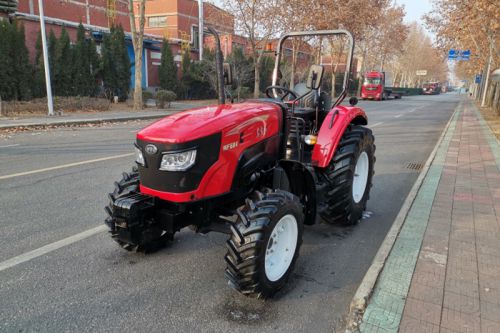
top-left (448, 49), bottom-right (471, 61)
top-left (475, 74), bottom-right (482, 84)
top-left (459, 50), bottom-right (471, 61)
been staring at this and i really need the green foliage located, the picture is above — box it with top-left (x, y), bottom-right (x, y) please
top-left (54, 27), bottom-right (73, 96)
top-left (142, 90), bottom-right (154, 106)
top-left (226, 47), bottom-right (254, 100)
top-left (0, 20), bottom-right (33, 101)
top-left (159, 41), bottom-right (178, 93)
top-left (73, 23), bottom-right (100, 96)
top-left (101, 25), bottom-right (130, 101)
top-left (156, 89), bottom-right (176, 108)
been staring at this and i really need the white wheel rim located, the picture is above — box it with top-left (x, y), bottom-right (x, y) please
top-left (352, 151), bottom-right (369, 204)
top-left (264, 214), bottom-right (298, 282)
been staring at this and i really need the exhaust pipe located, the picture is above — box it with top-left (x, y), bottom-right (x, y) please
top-left (206, 27), bottom-right (225, 105)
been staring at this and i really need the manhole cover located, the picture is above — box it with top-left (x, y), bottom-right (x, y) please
top-left (406, 162), bottom-right (423, 170)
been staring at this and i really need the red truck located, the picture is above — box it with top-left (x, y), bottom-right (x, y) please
top-left (361, 71), bottom-right (402, 101)
top-left (422, 82), bottom-right (441, 95)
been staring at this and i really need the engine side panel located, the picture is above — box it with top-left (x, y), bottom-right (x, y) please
top-left (311, 106), bottom-right (368, 168)
top-left (139, 103), bottom-right (283, 202)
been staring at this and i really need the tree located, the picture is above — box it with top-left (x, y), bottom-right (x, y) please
top-left (159, 41), bottom-right (178, 92)
top-left (32, 33), bottom-right (46, 98)
top-left (54, 27), bottom-right (73, 96)
top-left (128, 0), bottom-right (146, 110)
top-left (0, 20), bottom-right (32, 101)
top-left (101, 25), bottom-right (130, 100)
top-left (424, 0), bottom-right (499, 105)
top-left (223, 0), bottom-right (283, 98)
top-left (73, 23), bottom-right (99, 96)
top-left (226, 47), bottom-right (253, 100)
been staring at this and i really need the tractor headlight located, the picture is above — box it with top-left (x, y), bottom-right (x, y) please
top-left (135, 146), bottom-right (145, 166)
top-left (160, 149), bottom-right (197, 171)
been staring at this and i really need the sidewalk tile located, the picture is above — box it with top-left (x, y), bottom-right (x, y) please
top-left (399, 316), bottom-right (440, 333)
top-left (402, 298), bottom-right (442, 325)
top-left (441, 308), bottom-right (480, 332)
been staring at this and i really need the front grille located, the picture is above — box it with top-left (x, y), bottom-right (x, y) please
top-left (137, 133), bottom-right (221, 193)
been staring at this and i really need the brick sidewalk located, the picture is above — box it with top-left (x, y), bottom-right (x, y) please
top-left (360, 98), bottom-right (500, 333)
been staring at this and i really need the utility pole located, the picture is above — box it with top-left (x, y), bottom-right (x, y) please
top-left (38, 0), bottom-right (54, 116)
top-left (198, 0), bottom-right (203, 61)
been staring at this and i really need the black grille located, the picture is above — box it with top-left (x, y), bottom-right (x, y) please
top-left (137, 133), bottom-right (221, 193)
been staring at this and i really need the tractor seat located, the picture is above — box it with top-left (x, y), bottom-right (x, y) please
top-left (292, 83), bottom-right (317, 116)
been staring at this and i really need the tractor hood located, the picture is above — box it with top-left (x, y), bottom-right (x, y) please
top-left (137, 101), bottom-right (283, 144)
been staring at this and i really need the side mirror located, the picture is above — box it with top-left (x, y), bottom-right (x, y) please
top-left (349, 96), bottom-right (358, 106)
top-left (223, 63), bottom-right (233, 86)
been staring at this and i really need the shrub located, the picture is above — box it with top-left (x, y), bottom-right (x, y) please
top-left (156, 90), bottom-right (176, 108)
top-left (142, 91), bottom-right (154, 107)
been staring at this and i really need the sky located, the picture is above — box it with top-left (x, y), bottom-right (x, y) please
top-left (394, 0), bottom-right (433, 26)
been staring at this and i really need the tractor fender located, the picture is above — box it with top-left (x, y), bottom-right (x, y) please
top-left (311, 106), bottom-right (367, 168)
top-left (278, 160), bottom-right (317, 225)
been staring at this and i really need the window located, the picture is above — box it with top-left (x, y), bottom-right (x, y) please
top-left (148, 16), bottom-right (167, 28)
top-left (364, 78), bottom-right (382, 85)
top-left (191, 26), bottom-right (199, 49)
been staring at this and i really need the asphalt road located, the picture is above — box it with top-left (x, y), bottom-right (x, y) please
top-left (0, 94), bottom-right (459, 333)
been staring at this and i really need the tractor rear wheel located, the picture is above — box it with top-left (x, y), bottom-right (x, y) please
top-left (104, 167), bottom-right (172, 253)
top-left (224, 190), bottom-right (304, 298)
top-left (320, 125), bottom-right (375, 225)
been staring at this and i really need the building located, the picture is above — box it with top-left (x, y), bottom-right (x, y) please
top-left (9, 0), bottom-right (235, 91)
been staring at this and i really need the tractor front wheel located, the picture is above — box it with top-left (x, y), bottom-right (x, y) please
top-left (104, 167), bottom-right (172, 253)
top-left (319, 125), bottom-right (375, 225)
top-left (224, 190), bottom-right (304, 298)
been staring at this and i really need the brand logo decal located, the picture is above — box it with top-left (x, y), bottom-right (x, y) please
top-left (223, 141), bottom-right (238, 151)
top-left (145, 144), bottom-right (158, 155)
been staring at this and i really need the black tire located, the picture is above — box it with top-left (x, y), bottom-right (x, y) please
top-left (224, 190), bottom-right (304, 298)
top-left (104, 167), bottom-right (171, 253)
top-left (319, 125), bottom-right (375, 225)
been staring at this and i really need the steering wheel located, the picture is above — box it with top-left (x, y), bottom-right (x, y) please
top-left (265, 85), bottom-right (298, 101)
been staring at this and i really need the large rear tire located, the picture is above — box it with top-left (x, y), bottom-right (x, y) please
top-left (224, 190), bottom-right (304, 298)
top-left (104, 167), bottom-right (172, 253)
top-left (319, 125), bottom-right (375, 225)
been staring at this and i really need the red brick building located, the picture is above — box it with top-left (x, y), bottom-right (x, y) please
top-left (15, 0), bottom-right (131, 60)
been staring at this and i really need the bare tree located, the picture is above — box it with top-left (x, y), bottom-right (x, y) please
top-left (223, 0), bottom-right (283, 98)
top-left (128, 0), bottom-right (146, 111)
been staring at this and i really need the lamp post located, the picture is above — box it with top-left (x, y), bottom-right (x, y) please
top-left (38, 0), bottom-right (54, 116)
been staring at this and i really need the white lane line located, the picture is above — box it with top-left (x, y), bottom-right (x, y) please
top-left (0, 153), bottom-right (134, 180)
top-left (0, 144), bottom-right (20, 148)
top-left (394, 114), bottom-right (403, 118)
top-left (0, 225), bottom-right (107, 272)
top-left (371, 122), bottom-right (384, 127)
top-left (408, 109), bottom-right (417, 113)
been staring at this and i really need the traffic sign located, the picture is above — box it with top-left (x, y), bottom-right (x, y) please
top-left (448, 49), bottom-right (471, 61)
top-left (475, 74), bottom-right (482, 84)
top-left (416, 70), bottom-right (427, 76)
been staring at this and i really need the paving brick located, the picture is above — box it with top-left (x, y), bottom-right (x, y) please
top-left (441, 307), bottom-right (481, 332)
top-left (403, 298), bottom-right (442, 325)
top-left (480, 301), bottom-right (500, 323)
top-left (443, 290), bottom-right (480, 314)
top-left (398, 315), bottom-right (440, 333)
top-left (481, 319), bottom-right (500, 333)
top-left (407, 281), bottom-right (444, 306)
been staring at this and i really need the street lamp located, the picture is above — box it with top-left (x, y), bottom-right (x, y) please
top-left (38, 0), bottom-right (54, 116)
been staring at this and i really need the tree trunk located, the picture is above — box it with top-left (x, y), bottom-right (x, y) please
top-left (254, 59), bottom-right (260, 98)
top-left (128, 0), bottom-right (146, 111)
top-left (133, 45), bottom-right (143, 111)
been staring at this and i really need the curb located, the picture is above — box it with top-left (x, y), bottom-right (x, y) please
top-left (0, 112), bottom-right (180, 131)
top-left (344, 100), bottom-right (462, 332)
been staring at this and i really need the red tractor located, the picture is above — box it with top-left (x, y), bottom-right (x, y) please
top-left (105, 30), bottom-right (375, 298)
